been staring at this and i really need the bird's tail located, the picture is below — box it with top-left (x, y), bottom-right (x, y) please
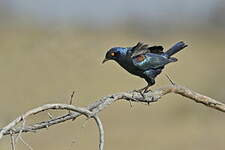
top-left (164, 41), bottom-right (187, 58)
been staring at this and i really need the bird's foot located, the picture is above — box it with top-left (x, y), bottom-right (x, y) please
top-left (144, 89), bottom-right (152, 93)
top-left (134, 86), bottom-right (150, 98)
top-left (133, 83), bottom-right (153, 99)
top-left (133, 88), bottom-right (145, 98)
top-left (143, 87), bottom-right (152, 93)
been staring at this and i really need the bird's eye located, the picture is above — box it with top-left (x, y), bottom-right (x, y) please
top-left (111, 52), bottom-right (115, 56)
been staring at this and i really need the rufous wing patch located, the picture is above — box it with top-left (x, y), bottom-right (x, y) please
top-left (135, 55), bottom-right (145, 62)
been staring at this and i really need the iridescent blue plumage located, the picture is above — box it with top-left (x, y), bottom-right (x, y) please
top-left (110, 47), bottom-right (128, 56)
top-left (103, 41), bottom-right (187, 92)
top-left (132, 53), bottom-right (174, 70)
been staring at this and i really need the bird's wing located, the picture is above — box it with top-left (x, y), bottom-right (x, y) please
top-left (128, 42), bottom-right (168, 70)
top-left (148, 45), bottom-right (164, 55)
top-left (132, 53), bottom-right (171, 70)
top-left (129, 42), bottom-right (164, 58)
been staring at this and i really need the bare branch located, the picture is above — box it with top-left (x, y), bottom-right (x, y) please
top-left (0, 104), bottom-right (104, 150)
top-left (0, 104), bottom-right (94, 139)
top-left (1, 84), bottom-right (224, 136)
top-left (0, 84), bottom-right (224, 150)
top-left (92, 115), bottom-right (104, 150)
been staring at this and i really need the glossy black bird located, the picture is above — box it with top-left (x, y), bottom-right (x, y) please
top-left (102, 41), bottom-right (187, 92)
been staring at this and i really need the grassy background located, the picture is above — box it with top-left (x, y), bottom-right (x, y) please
top-left (0, 24), bottom-right (225, 150)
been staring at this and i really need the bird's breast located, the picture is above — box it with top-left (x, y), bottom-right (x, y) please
top-left (117, 58), bottom-right (145, 77)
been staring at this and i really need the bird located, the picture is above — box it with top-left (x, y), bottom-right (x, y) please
top-left (102, 41), bottom-right (187, 92)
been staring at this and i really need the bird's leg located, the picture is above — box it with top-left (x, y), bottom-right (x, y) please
top-left (139, 77), bottom-right (155, 93)
top-left (135, 85), bottom-right (148, 93)
top-left (133, 89), bottom-right (145, 98)
top-left (134, 77), bottom-right (155, 97)
top-left (143, 84), bottom-right (151, 93)
top-left (133, 84), bottom-right (150, 98)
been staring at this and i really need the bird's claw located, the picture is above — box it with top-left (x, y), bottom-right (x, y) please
top-left (144, 89), bottom-right (152, 93)
top-left (133, 89), bottom-right (145, 98)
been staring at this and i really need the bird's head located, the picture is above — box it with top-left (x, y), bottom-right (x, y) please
top-left (102, 47), bottom-right (128, 64)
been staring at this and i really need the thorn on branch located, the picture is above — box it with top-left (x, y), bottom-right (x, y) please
top-left (69, 91), bottom-right (75, 105)
top-left (69, 91), bottom-right (75, 114)
top-left (165, 74), bottom-right (175, 85)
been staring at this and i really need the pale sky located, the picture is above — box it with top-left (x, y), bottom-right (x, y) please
top-left (2, 0), bottom-right (224, 25)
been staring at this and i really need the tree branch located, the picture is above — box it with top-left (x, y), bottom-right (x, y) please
top-left (0, 104), bottom-right (104, 150)
top-left (0, 84), bottom-right (224, 150)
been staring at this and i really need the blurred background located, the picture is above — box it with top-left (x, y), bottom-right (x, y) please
top-left (0, 0), bottom-right (225, 150)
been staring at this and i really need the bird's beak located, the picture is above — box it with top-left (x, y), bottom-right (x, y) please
top-left (102, 58), bottom-right (109, 64)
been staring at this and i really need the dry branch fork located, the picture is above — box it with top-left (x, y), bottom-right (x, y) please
top-left (0, 84), bottom-right (224, 150)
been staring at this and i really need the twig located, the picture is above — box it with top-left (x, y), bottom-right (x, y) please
top-left (10, 131), bottom-right (15, 150)
top-left (69, 91), bottom-right (75, 114)
top-left (15, 118), bottom-right (26, 143)
top-left (92, 116), bottom-right (104, 150)
top-left (47, 112), bottom-right (54, 119)
top-left (19, 136), bottom-right (33, 150)
top-left (165, 74), bottom-right (175, 85)
top-left (69, 91), bottom-right (75, 105)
